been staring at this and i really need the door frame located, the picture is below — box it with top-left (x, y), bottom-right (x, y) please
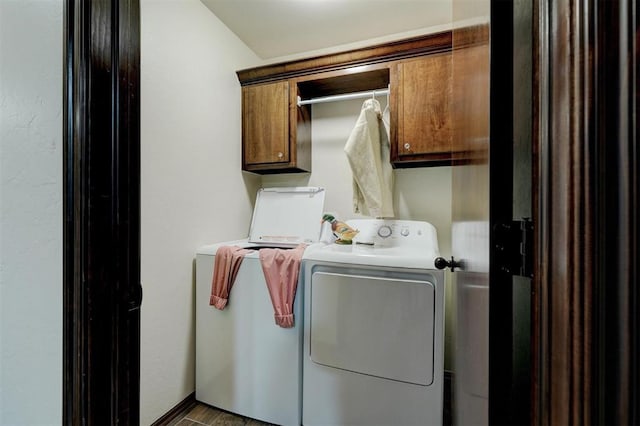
top-left (533, 0), bottom-right (638, 424)
top-left (63, 0), bottom-right (141, 423)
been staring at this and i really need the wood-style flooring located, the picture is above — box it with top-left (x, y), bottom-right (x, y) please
top-left (166, 400), bottom-right (450, 426)
top-left (167, 402), bottom-right (273, 426)
top-left (160, 371), bottom-right (451, 425)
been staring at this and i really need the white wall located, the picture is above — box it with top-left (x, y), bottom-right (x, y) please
top-left (0, 1), bottom-right (63, 424)
top-left (140, 1), bottom-right (262, 423)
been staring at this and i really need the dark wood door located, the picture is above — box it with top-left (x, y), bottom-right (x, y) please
top-left (450, 21), bottom-right (491, 426)
top-left (452, 0), bottom-right (639, 424)
top-left (63, 0), bottom-right (141, 423)
top-left (450, 2), bottom-right (533, 425)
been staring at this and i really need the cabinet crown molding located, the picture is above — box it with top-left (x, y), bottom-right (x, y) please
top-left (237, 30), bottom-right (453, 86)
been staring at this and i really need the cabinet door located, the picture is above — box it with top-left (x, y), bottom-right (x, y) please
top-left (396, 53), bottom-right (452, 161)
top-left (242, 82), bottom-right (289, 167)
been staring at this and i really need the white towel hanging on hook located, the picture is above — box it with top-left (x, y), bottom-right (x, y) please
top-left (344, 98), bottom-right (395, 219)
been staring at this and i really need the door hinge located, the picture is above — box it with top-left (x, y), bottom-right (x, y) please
top-left (494, 218), bottom-right (533, 278)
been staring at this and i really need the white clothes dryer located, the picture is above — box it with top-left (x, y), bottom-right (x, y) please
top-left (195, 187), bottom-right (325, 426)
top-left (301, 219), bottom-right (445, 426)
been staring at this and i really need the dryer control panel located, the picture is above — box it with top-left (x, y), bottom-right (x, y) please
top-left (348, 219), bottom-right (438, 249)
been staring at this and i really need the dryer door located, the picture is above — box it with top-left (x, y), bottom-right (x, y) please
top-left (309, 271), bottom-right (435, 386)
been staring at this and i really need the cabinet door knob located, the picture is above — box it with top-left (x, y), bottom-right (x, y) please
top-left (404, 143), bottom-right (411, 151)
top-left (277, 152), bottom-right (284, 159)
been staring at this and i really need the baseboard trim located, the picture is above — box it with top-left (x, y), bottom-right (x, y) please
top-left (150, 392), bottom-right (197, 426)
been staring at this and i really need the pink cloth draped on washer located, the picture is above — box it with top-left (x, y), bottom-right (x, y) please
top-left (259, 243), bottom-right (307, 328)
top-left (210, 245), bottom-right (254, 309)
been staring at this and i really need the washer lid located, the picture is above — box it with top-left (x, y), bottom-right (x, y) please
top-left (248, 187), bottom-right (325, 247)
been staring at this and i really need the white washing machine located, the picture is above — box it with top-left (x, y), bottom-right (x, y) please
top-left (301, 219), bottom-right (445, 426)
top-left (195, 187), bottom-right (325, 426)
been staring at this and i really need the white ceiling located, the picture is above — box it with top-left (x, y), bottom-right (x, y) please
top-left (200, 0), bottom-right (453, 61)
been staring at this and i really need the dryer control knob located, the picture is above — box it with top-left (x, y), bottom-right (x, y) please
top-left (401, 228), bottom-right (410, 236)
top-left (377, 225), bottom-right (392, 238)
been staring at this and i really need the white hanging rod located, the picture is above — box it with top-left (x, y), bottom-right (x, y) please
top-left (297, 87), bottom-right (389, 107)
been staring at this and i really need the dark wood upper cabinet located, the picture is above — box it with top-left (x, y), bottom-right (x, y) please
top-left (242, 82), bottom-right (291, 167)
top-left (241, 80), bottom-right (312, 174)
top-left (451, 42), bottom-right (490, 161)
top-left (392, 53), bottom-right (453, 165)
top-left (236, 30), bottom-right (489, 172)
